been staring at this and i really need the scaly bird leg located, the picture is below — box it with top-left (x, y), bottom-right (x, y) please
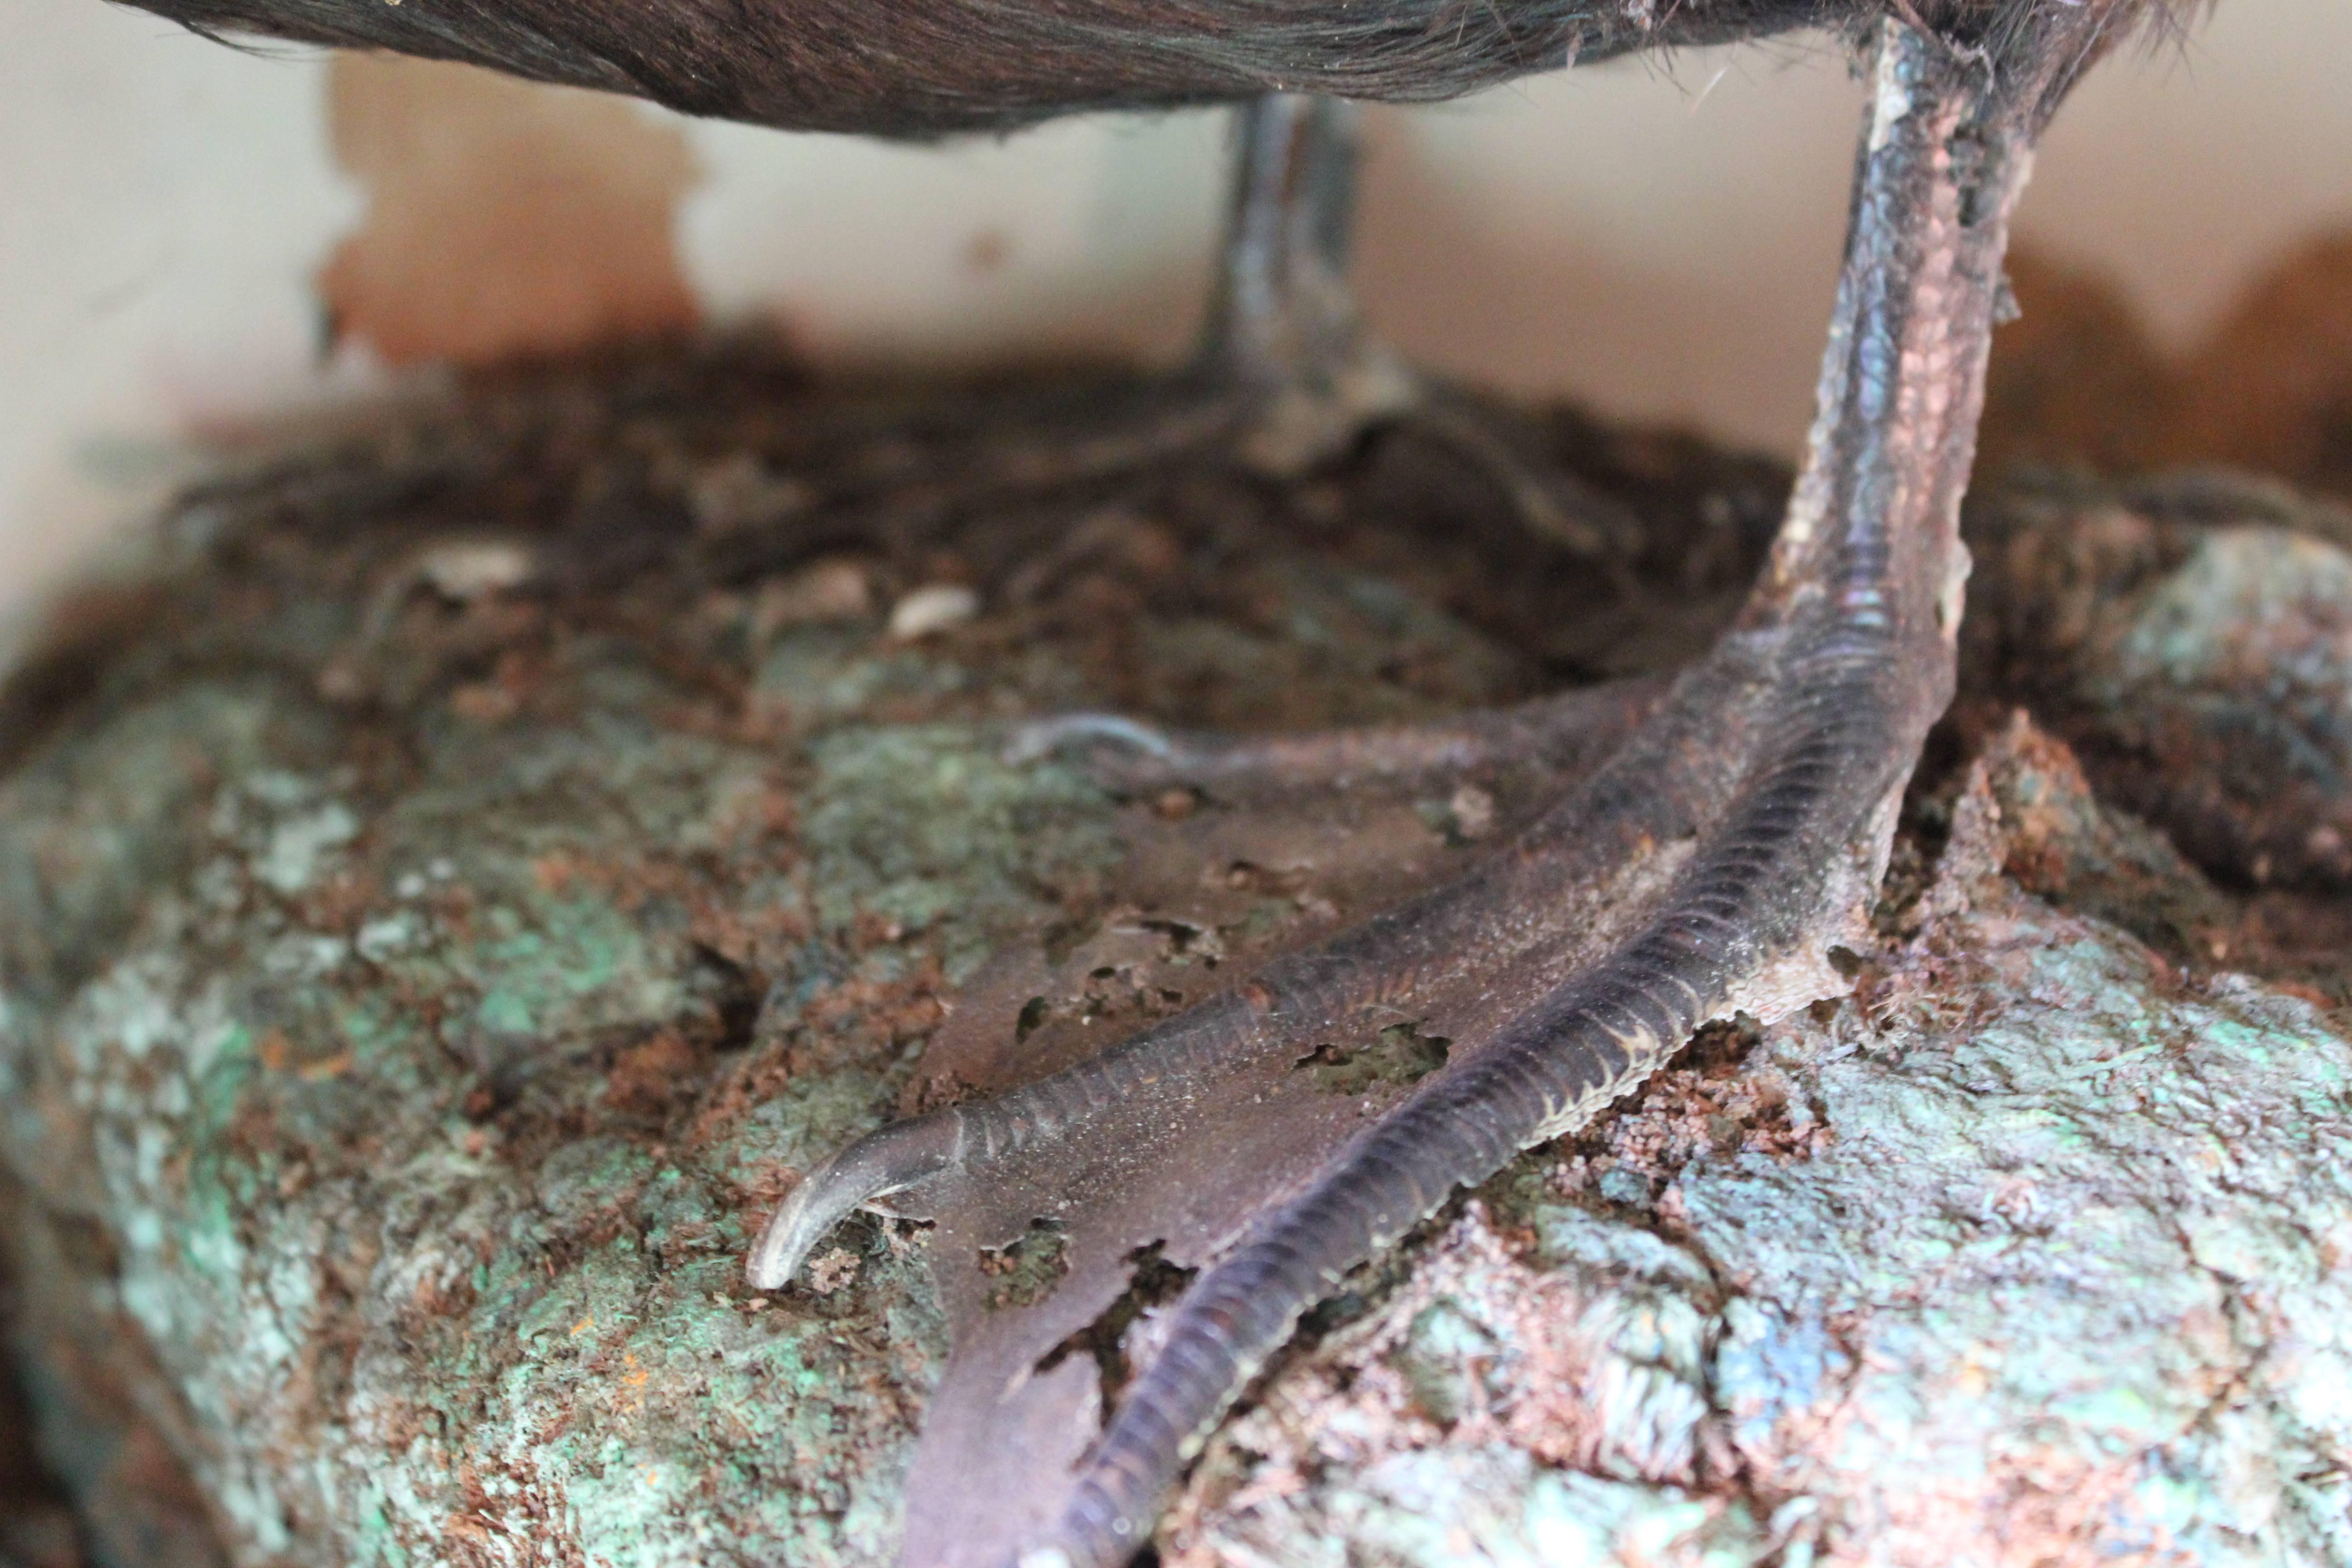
top-left (1018, 17), bottom-right (2126, 1564)
top-left (1196, 93), bottom-right (1641, 557)
top-left (1196, 94), bottom-right (1404, 473)
top-left (752, 10), bottom-right (2139, 1567)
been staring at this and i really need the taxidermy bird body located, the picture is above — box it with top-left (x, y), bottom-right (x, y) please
top-left (93, 0), bottom-right (2180, 1563)
top-left (134, 0), bottom-right (1861, 134)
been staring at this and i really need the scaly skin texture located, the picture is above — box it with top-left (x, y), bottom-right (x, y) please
top-left (747, 10), bottom-right (2138, 1563)
top-left (1156, 719), bottom-right (2352, 1568)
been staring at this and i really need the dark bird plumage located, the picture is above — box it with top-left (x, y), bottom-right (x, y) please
top-left (114, 0), bottom-right (2159, 137)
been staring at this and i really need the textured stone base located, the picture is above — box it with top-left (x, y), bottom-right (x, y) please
top-left (2, 348), bottom-right (2347, 1568)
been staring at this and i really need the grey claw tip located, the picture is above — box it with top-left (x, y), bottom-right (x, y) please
top-left (1002, 713), bottom-right (1180, 768)
top-left (745, 1114), bottom-right (961, 1289)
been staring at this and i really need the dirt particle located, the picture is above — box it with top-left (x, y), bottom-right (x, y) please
top-left (606, 1030), bottom-right (701, 1116)
top-left (965, 230), bottom-right (1012, 275)
top-left (806, 1248), bottom-right (861, 1297)
top-left (416, 539), bottom-right (537, 601)
top-left (1298, 1021), bottom-right (1450, 1096)
top-left (448, 681), bottom-right (520, 725)
top-left (888, 584), bottom-right (980, 640)
top-left (978, 1220), bottom-right (1069, 1312)
top-left (1449, 784), bottom-right (1496, 841)
top-left (753, 559), bottom-right (871, 632)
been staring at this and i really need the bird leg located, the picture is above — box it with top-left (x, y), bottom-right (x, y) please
top-left (1194, 93), bottom-right (1643, 558)
top-left (992, 100), bottom-right (1659, 799)
top-left (774, 92), bottom-right (1642, 564)
top-left (751, 9), bottom-right (2133, 1567)
top-left (1194, 94), bottom-right (1403, 472)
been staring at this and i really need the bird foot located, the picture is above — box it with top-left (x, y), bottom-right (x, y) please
top-left (750, 13), bottom-right (2131, 1567)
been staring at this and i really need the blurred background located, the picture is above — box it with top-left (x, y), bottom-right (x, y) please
top-left (6, 0), bottom-right (2351, 639)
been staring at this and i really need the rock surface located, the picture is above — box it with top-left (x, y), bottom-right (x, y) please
top-left (2, 348), bottom-right (2349, 1568)
top-left (1966, 469), bottom-right (2352, 887)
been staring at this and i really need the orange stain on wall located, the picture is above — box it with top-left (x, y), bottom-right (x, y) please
top-left (320, 53), bottom-right (700, 366)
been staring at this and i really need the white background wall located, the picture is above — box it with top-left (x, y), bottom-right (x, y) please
top-left (7, 0), bottom-right (2351, 638)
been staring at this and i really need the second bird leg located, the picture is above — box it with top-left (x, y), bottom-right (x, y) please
top-left (1197, 94), bottom-right (1406, 473)
top-left (1199, 94), bottom-right (1644, 556)
top-left (800, 93), bottom-right (1643, 564)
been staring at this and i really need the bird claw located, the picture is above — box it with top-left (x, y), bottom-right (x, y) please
top-left (999, 713), bottom-right (1181, 772)
top-left (746, 1112), bottom-right (965, 1290)
top-left (1002, 681), bottom-right (1665, 797)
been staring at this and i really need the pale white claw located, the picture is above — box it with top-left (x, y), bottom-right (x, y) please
top-left (745, 1113), bottom-right (962, 1289)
